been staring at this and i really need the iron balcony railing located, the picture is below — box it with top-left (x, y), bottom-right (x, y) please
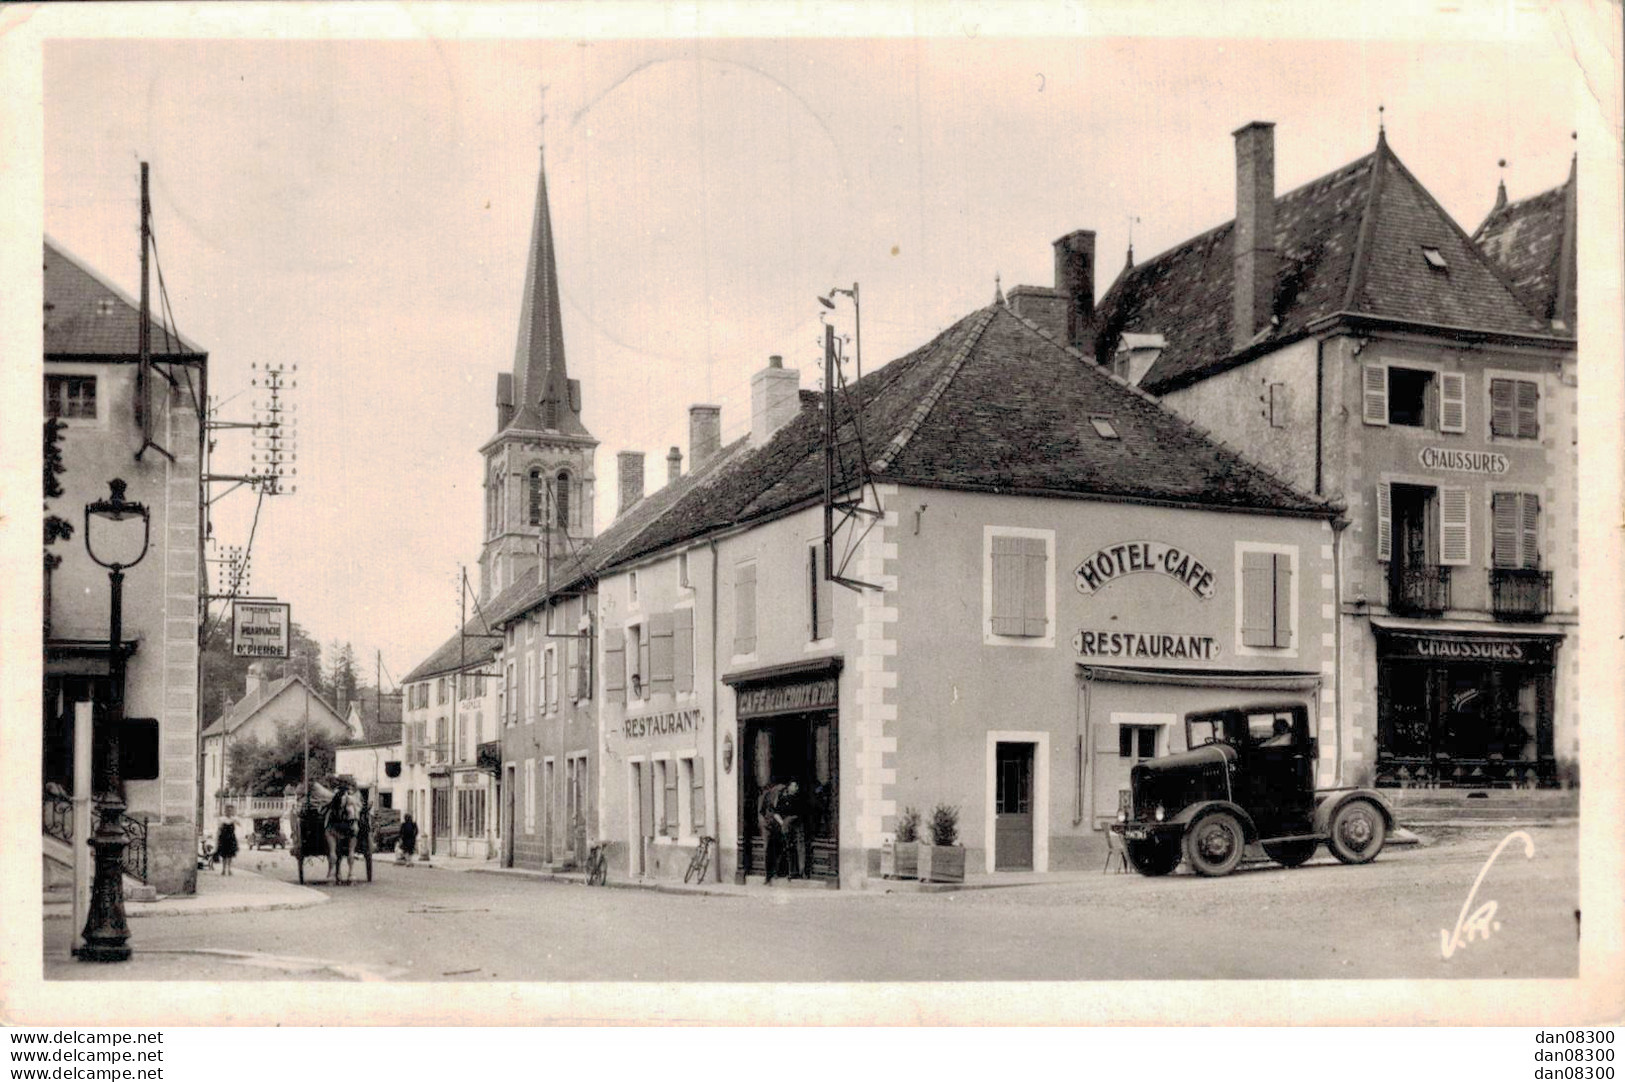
top-left (1490, 568), bottom-right (1553, 620)
top-left (1388, 564), bottom-right (1452, 615)
top-left (42, 786), bottom-right (149, 883)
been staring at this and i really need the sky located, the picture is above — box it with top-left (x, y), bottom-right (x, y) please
top-left (27, 5), bottom-right (1605, 687)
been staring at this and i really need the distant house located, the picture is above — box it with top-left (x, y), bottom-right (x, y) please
top-left (200, 663), bottom-right (354, 831)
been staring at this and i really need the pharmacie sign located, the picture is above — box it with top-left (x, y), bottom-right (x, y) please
top-left (1075, 541), bottom-right (1216, 599)
top-left (623, 708), bottom-right (702, 740)
top-left (231, 601), bottom-right (290, 658)
top-left (1418, 447), bottom-right (1509, 475)
top-left (1073, 629), bottom-right (1221, 661)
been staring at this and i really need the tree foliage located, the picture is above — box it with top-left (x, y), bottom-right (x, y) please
top-left (43, 418), bottom-right (73, 572)
top-left (224, 722), bottom-right (337, 796)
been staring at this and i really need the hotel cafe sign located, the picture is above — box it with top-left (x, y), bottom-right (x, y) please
top-left (1075, 541), bottom-right (1217, 600)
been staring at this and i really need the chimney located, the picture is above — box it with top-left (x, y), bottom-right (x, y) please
top-left (617, 451), bottom-right (645, 516)
top-left (245, 662), bottom-right (267, 699)
top-left (689, 405), bottom-right (721, 469)
top-left (1054, 230), bottom-right (1096, 356)
top-left (750, 355), bottom-right (801, 446)
top-left (1232, 121), bottom-right (1277, 352)
top-left (666, 446), bottom-right (682, 484)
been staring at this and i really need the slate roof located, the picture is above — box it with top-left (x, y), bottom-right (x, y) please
top-left (199, 675), bottom-right (340, 739)
top-left (44, 239), bottom-right (205, 358)
top-left (1473, 162), bottom-right (1576, 331)
top-left (1097, 133), bottom-right (1559, 395)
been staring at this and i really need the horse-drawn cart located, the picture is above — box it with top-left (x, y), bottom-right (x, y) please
top-left (289, 779), bottom-right (373, 885)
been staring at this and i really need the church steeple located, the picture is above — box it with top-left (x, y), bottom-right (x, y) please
top-left (503, 145), bottom-right (588, 438)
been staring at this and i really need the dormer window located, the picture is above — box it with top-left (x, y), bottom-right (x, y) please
top-left (1088, 416), bottom-right (1120, 440)
top-left (1421, 246), bottom-right (1448, 271)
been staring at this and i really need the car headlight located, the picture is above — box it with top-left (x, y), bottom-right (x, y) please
top-left (1154, 805), bottom-right (1166, 822)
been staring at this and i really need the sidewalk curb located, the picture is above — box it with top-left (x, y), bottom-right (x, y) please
top-left (42, 877), bottom-right (329, 920)
top-left (468, 865), bottom-right (744, 898)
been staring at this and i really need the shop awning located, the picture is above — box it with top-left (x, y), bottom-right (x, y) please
top-left (1076, 665), bottom-right (1323, 692)
top-left (1369, 616), bottom-right (1569, 637)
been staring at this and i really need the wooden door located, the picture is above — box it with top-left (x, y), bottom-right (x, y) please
top-left (994, 742), bottom-right (1034, 871)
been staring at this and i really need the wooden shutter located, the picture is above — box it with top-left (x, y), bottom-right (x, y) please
top-left (1439, 486), bottom-right (1470, 565)
top-left (990, 535), bottom-right (1026, 635)
top-left (674, 608), bottom-right (695, 694)
top-left (1021, 536), bottom-right (1048, 637)
top-left (1439, 372), bottom-right (1467, 433)
top-left (1489, 379), bottom-right (1515, 437)
top-left (1491, 492), bottom-right (1518, 569)
top-left (1516, 380), bottom-right (1540, 439)
top-left (1521, 493), bottom-right (1541, 568)
top-left (1272, 554), bottom-right (1293, 648)
top-left (603, 627), bottom-right (625, 704)
top-left (1240, 551), bottom-right (1275, 647)
top-left (638, 763), bottom-right (654, 838)
top-left (1362, 364), bottom-right (1389, 426)
top-left (690, 757), bottom-right (706, 832)
top-left (549, 648), bottom-right (560, 711)
top-left (734, 562), bottom-right (757, 655)
top-left (566, 633), bottom-right (579, 702)
top-left (649, 612), bottom-right (675, 696)
top-left (1376, 482), bottom-right (1393, 562)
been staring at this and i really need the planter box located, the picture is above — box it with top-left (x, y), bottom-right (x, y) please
top-left (881, 840), bottom-right (919, 879)
top-left (917, 843), bottom-right (965, 884)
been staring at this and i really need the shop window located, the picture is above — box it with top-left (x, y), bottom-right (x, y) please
top-left (734, 561), bottom-right (757, 655)
top-left (1239, 548), bottom-right (1294, 649)
top-left (1118, 725), bottom-right (1157, 760)
top-left (45, 375), bottom-right (97, 420)
top-left (986, 529), bottom-right (1053, 644)
top-left (1491, 492), bottom-right (1541, 569)
top-left (1489, 378), bottom-right (1540, 440)
top-left (807, 542), bottom-right (833, 641)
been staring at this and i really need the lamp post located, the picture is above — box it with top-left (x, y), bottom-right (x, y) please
top-left (80, 479), bottom-right (151, 963)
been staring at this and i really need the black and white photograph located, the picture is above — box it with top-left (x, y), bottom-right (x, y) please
top-left (3, 0), bottom-right (1621, 1032)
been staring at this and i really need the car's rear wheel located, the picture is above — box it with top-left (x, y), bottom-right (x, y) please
top-left (1184, 812), bottom-right (1245, 877)
top-left (1125, 836), bottom-right (1180, 876)
top-left (1327, 799), bottom-right (1386, 864)
top-left (1263, 839), bottom-right (1318, 868)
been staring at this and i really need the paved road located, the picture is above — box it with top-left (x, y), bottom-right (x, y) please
top-left (45, 823), bottom-right (1577, 982)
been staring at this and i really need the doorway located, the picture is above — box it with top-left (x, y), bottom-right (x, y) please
top-left (994, 742), bottom-right (1034, 871)
top-left (739, 712), bottom-right (838, 882)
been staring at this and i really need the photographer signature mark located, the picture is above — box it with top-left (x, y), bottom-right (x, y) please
top-left (1440, 829), bottom-right (1535, 960)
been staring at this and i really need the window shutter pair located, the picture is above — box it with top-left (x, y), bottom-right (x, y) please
top-left (1490, 378), bottom-right (1539, 438)
top-left (649, 612), bottom-right (675, 696)
top-left (990, 535), bottom-right (1048, 637)
top-left (674, 609), bottom-right (695, 694)
top-left (1240, 551), bottom-right (1294, 648)
top-left (603, 627), bottom-right (625, 704)
top-left (734, 562), bottom-right (757, 655)
top-left (1492, 492), bottom-right (1542, 568)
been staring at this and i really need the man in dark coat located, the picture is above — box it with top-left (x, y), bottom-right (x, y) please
top-left (398, 813), bottom-right (419, 863)
top-left (757, 779), bottom-right (801, 883)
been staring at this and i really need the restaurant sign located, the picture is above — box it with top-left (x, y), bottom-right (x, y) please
top-left (1075, 541), bottom-right (1216, 599)
top-left (1073, 630), bottom-right (1221, 661)
top-left (1418, 447), bottom-right (1509, 475)
top-left (623, 708), bottom-right (702, 740)
top-left (735, 678), bottom-right (838, 719)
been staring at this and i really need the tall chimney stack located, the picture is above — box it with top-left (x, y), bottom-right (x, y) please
top-left (666, 446), bottom-right (682, 484)
top-left (750, 355), bottom-right (801, 447)
top-left (1053, 230), bottom-right (1096, 356)
top-left (1232, 121), bottom-right (1277, 352)
top-left (689, 405), bottom-right (721, 469)
top-left (617, 450), bottom-right (645, 517)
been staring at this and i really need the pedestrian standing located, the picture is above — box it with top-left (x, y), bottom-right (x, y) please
top-left (398, 813), bottom-right (419, 864)
top-left (215, 805), bottom-right (241, 876)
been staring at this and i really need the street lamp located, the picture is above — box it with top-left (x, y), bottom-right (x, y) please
top-left (79, 478), bottom-right (150, 963)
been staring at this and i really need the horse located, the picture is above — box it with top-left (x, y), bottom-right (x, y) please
top-left (324, 788), bottom-right (361, 884)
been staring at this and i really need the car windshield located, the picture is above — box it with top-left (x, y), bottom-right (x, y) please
top-left (1187, 717), bottom-right (1229, 747)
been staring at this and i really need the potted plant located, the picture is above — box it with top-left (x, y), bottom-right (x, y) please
top-left (880, 806), bottom-right (921, 879)
top-left (917, 803), bottom-right (965, 884)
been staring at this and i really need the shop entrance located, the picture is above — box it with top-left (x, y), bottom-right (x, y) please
top-left (740, 712), bottom-right (838, 881)
top-left (993, 742), bottom-right (1034, 871)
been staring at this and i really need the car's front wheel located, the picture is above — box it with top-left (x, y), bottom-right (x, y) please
top-left (1125, 836), bottom-right (1181, 876)
top-left (1327, 799), bottom-right (1387, 864)
top-left (1184, 812), bottom-right (1245, 877)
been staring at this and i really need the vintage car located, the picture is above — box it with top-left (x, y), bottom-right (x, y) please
top-left (1110, 703), bottom-right (1395, 877)
top-left (249, 816), bottom-right (288, 850)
